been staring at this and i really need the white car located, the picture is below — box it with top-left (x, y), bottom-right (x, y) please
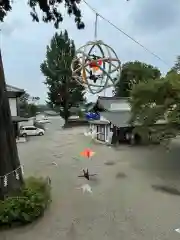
top-left (20, 126), bottom-right (45, 137)
top-left (36, 119), bottom-right (50, 124)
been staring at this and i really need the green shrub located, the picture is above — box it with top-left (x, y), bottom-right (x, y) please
top-left (77, 110), bottom-right (85, 119)
top-left (0, 177), bottom-right (51, 227)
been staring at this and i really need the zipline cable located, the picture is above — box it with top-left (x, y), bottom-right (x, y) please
top-left (94, 13), bottom-right (98, 40)
top-left (82, 0), bottom-right (170, 67)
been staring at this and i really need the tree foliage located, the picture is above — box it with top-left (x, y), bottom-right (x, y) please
top-left (0, 0), bottom-right (84, 29)
top-left (172, 56), bottom-right (180, 73)
top-left (0, 177), bottom-right (51, 226)
top-left (130, 73), bottom-right (180, 124)
top-left (129, 58), bottom-right (180, 142)
top-left (115, 61), bottom-right (161, 97)
top-left (40, 30), bottom-right (85, 123)
top-left (19, 92), bottom-right (39, 117)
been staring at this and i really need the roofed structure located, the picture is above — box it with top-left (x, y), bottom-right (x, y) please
top-left (97, 96), bottom-right (130, 111)
top-left (6, 84), bottom-right (25, 97)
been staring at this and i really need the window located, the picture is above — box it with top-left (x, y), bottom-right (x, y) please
top-left (25, 127), bottom-right (36, 130)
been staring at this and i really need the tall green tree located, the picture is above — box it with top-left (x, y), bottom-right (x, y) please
top-left (115, 61), bottom-right (161, 97)
top-left (40, 30), bottom-right (85, 125)
top-left (166, 55), bottom-right (180, 75)
top-left (129, 66), bottom-right (180, 142)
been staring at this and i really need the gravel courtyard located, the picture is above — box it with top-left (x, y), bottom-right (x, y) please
top-left (2, 117), bottom-right (180, 240)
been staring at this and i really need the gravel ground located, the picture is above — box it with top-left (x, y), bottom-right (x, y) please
top-left (2, 118), bottom-right (180, 240)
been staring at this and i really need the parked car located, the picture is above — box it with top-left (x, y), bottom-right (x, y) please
top-left (36, 117), bottom-right (51, 124)
top-left (20, 126), bottom-right (45, 137)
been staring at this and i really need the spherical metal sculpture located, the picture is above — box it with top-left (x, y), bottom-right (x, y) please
top-left (71, 40), bottom-right (121, 94)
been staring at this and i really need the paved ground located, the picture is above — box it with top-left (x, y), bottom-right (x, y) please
top-left (2, 118), bottom-right (180, 240)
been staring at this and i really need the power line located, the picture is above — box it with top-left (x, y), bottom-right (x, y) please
top-left (83, 0), bottom-right (170, 67)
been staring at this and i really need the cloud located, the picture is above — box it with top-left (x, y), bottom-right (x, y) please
top-left (129, 0), bottom-right (180, 34)
top-left (0, 19), bottom-right (24, 36)
top-left (0, 23), bottom-right (15, 36)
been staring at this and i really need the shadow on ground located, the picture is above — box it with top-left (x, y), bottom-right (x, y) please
top-left (89, 175), bottom-right (101, 186)
top-left (152, 184), bottom-right (180, 196)
top-left (125, 141), bottom-right (180, 182)
top-left (104, 161), bottom-right (116, 166)
top-left (115, 172), bottom-right (127, 179)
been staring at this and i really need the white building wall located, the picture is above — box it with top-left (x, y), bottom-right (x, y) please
top-left (110, 102), bottom-right (130, 111)
top-left (100, 115), bottom-right (109, 121)
top-left (19, 118), bottom-right (35, 127)
top-left (9, 98), bottom-right (17, 116)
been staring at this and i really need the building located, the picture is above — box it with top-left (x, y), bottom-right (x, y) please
top-left (6, 84), bottom-right (28, 138)
top-left (88, 96), bottom-right (136, 144)
top-left (89, 116), bottom-right (111, 142)
top-left (89, 96), bottom-right (168, 145)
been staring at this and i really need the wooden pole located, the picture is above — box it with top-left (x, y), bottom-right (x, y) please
top-left (0, 48), bottom-right (23, 199)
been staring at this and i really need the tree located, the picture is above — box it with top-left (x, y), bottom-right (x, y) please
top-left (19, 92), bottom-right (39, 117)
top-left (40, 30), bottom-right (86, 125)
top-left (115, 61), bottom-right (161, 97)
top-left (172, 56), bottom-right (180, 73)
top-left (0, 51), bottom-right (24, 199)
top-left (27, 103), bottom-right (38, 117)
top-left (0, 0), bottom-right (84, 29)
top-left (129, 70), bottom-right (180, 143)
top-left (130, 56), bottom-right (180, 127)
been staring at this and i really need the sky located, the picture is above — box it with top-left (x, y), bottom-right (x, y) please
top-left (1, 0), bottom-right (180, 104)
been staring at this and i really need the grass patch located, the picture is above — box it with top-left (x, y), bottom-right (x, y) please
top-left (0, 177), bottom-right (51, 227)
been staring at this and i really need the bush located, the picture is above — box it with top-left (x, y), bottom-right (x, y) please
top-left (77, 110), bottom-right (85, 119)
top-left (0, 177), bottom-right (51, 227)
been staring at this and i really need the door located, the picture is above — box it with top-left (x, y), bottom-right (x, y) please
top-left (26, 127), bottom-right (36, 136)
top-left (100, 126), bottom-right (105, 141)
top-left (32, 127), bottom-right (38, 135)
top-left (97, 125), bottom-right (105, 141)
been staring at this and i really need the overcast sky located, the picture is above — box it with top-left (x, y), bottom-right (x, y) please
top-left (1, 0), bottom-right (180, 103)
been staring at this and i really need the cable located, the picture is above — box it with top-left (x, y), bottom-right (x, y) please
top-left (94, 13), bottom-right (98, 40)
top-left (83, 0), bottom-right (170, 67)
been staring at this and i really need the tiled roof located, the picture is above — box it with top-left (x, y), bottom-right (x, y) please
top-left (12, 116), bottom-right (28, 122)
top-left (98, 96), bottom-right (129, 100)
top-left (88, 120), bottom-right (110, 125)
top-left (98, 97), bottom-right (130, 111)
top-left (6, 84), bottom-right (24, 93)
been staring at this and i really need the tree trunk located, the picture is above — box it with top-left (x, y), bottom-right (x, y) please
top-left (63, 105), bottom-right (69, 126)
top-left (0, 50), bottom-right (23, 200)
top-left (64, 116), bottom-right (68, 126)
